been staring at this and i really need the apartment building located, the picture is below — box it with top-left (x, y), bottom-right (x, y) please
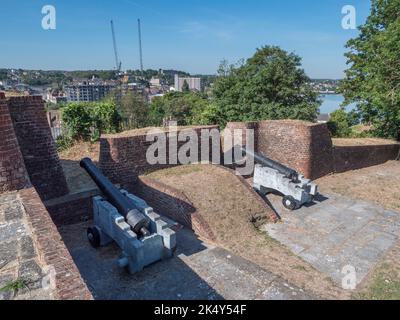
top-left (65, 79), bottom-right (117, 102)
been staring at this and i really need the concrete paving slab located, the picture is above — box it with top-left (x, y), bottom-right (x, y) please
top-left (263, 193), bottom-right (400, 288)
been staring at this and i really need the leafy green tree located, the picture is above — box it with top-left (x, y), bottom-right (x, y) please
top-left (61, 101), bottom-right (120, 141)
top-left (327, 109), bottom-right (352, 137)
top-left (339, 0), bottom-right (400, 140)
top-left (209, 46), bottom-right (320, 127)
top-left (149, 92), bottom-right (210, 126)
top-left (347, 109), bottom-right (361, 127)
top-left (119, 92), bottom-right (150, 129)
top-left (61, 103), bottom-right (93, 140)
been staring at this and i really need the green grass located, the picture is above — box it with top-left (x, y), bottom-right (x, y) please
top-left (0, 279), bottom-right (29, 297)
top-left (355, 264), bottom-right (400, 300)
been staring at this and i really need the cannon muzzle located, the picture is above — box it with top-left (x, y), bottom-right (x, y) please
top-left (80, 158), bottom-right (149, 236)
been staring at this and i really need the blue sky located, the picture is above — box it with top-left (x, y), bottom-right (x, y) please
top-left (0, 0), bottom-right (371, 78)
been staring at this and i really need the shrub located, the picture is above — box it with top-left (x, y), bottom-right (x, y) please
top-left (61, 101), bottom-right (121, 141)
top-left (327, 109), bottom-right (352, 137)
top-left (55, 135), bottom-right (74, 152)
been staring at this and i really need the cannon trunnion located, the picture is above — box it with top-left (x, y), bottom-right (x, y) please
top-left (80, 158), bottom-right (176, 274)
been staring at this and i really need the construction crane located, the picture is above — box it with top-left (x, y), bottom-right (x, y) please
top-left (138, 19), bottom-right (143, 73)
top-left (110, 20), bottom-right (122, 73)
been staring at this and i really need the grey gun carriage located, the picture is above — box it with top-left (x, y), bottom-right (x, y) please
top-left (239, 147), bottom-right (318, 210)
top-left (80, 158), bottom-right (176, 274)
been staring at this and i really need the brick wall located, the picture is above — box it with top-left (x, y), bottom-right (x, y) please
top-left (19, 187), bottom-right (92, 300)
top-left (333, 144), bottom-right (399, 173)
top-left (45, 192), bottom-right (95, 226)
top-left (7, 96), bottom-right (69, 200)
top-left (308, 123), bottom-right (335, 178)
top-left (100, 125), bottom-right (220, 188)
top-left (224, 121), bottom-right (259, 149)
top-left (99, 120), bottom-right (399, 189)
top-left (256, 120), bottom-right (333, 179)
top-left (225, 120), bottom-right (399, 179)
top-left (0, 92), bottom-right (30, 192)
top-left (226, 120), bottom-right (333, 179)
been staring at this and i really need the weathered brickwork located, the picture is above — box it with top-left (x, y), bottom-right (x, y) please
top-left (7, 96), bottom-right (69, 200)
top-left (224, 121), bottom-right (259, 149)
top-left (256, 120), bottom-right (333, 179)
top-left (45, 194), bottom-right (94, 226)
top-left (100, 125), bottom-right (220, 188)
top-left (309, 124), bottom-right (335, 178)
top-left (333, 144), bottom-right (399, 173)
top-left (0, 93), bottom-right (30, 192)
top-left (18, 187), bottom-right (92, 300)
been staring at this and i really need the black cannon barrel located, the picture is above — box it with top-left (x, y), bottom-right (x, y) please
top-left (80, 158), bottom-right (149, 235)
top-left (239, 146), bottom-right (299, 181)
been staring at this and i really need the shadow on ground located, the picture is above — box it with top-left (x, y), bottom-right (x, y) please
top-left (59, 222), bottom-right (224, 300)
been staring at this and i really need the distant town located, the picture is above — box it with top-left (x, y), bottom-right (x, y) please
top-left (0, 68), bottom-right (340, 106)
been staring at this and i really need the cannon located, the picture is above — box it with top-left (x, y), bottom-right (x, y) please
top-left (239, 147), bottom-right (318, 210)
top-left (80, 158), bottom-right (176, 274)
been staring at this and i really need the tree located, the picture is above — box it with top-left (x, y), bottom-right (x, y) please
top-left (209, 46), bottom-right (320, 127)
top-left (119, 92), bottom-right (149, 129)
top-left (182, 80), bottom-right (190, 92)
top-left (339, 0), bottom-right (400, 140)
top-left (327, 109), bottom-right (352, 137)
top-left (61, 101), bottom-right (120, 141)
top-left (149, 92), bottom-right (210, 126)
top-left (106, 90), bottom-right (150, 129)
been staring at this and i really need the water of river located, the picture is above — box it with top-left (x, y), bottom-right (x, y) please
top-left (319, 94), bottom-right (356, 114)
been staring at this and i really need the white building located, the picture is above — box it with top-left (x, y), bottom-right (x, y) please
top-left (150, 77), bottom-right (161, 86)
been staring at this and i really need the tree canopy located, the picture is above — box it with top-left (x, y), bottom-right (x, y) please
top-left (209, 46), bottom-right (320, 127)
top-left (339, 0), bottom-right (400, 140)
top-left (149, 91), bottom-right (210, 126)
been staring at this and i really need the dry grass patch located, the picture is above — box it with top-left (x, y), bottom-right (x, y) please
top-left (316, 161), bottom-right (400, 212)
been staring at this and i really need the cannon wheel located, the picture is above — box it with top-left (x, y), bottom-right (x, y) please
top-left (282, 196), bottom-right (298, 211)
top-left (87, 227), bottom-right (101, 248)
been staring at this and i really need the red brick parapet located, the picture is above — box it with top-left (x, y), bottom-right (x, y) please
top-left (19, 187), bottom-right (93, 300)
top-left (100, 125), bottom-right (220, 188)
top-left (7, 96), bottom-right (69, 200)
top-left (254, 120), bottom-right (333, 179)
top-left (0, 94), bottom-right (31, 192)
top-left (333, 144), bottom-right (400, 173)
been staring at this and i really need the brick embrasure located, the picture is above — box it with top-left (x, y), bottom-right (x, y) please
top-left (18, 187), bottom-right (93, 300)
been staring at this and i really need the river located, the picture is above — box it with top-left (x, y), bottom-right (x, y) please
top-left (319, 94), bottom-right (356, 114)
